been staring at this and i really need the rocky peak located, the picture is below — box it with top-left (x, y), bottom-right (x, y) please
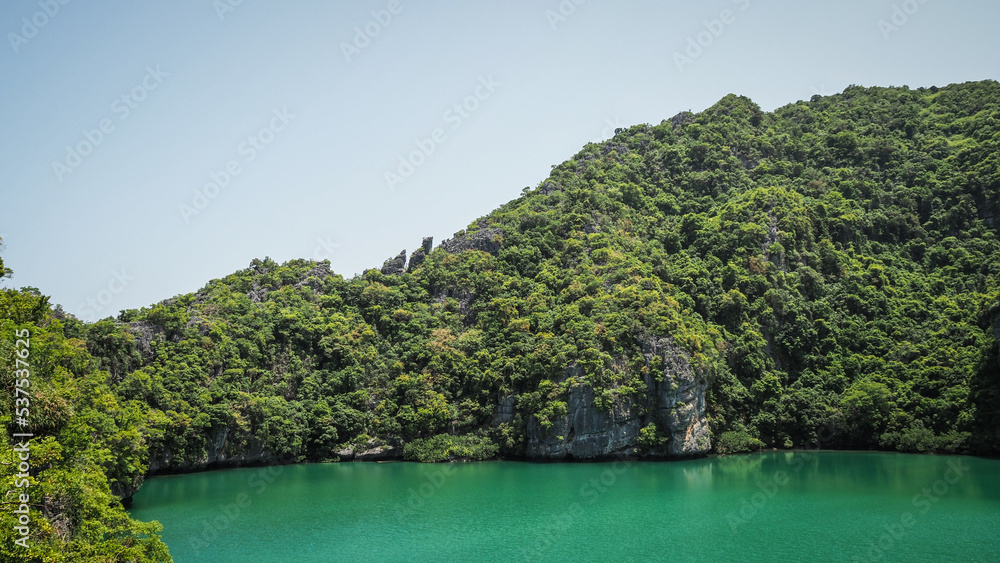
top-left (381, 250), bottom-right (407, 275)
top-left (408, 237), bottom-right (433, 272)
top-left (440, 224), bottom-right (503, 255)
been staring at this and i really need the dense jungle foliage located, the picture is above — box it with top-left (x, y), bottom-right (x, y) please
top-left (2, 80), bottom-right (999, 560)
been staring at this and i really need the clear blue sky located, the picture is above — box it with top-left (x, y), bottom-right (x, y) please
top-left (1, 0), bottom-right (997, 321)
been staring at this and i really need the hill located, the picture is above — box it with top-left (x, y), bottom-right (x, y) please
top-left (2, 80), bottom-right (999, 559)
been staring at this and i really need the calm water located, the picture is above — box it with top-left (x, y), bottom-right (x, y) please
top-left (129, 452), bottom-right (1000, 562)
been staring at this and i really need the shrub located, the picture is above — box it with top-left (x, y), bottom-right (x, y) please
top-left (715, 430), bottom-right (765, 454)
top-left (402, 434), bottom-right (499, 462)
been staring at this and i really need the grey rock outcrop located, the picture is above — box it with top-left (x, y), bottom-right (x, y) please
top-left (492, 394), bottom-right (517, 426)
top-left (526, 382), bottom-right (641, 459)
top-left (643, 337), bottom-right (710, 456)
top-left (295, 262), bottom-right (333, 291)
top-left (247, 280), bottom-right (268, 303)
top-left (524, 337), bottom-right (710, 460)
top-left (602, 142), bottom-right (629, 156)
top-left (338, 439), bottom-right (402, 461)
top-left (408, 237), bottom-right (433, 272)
top-left (381, 250), bottom-right (407, 275)
top-left (147, 426), bottom-right (279, 474)
top-left (669, 111), bottom-right (695, 129)
top-left (354, 444), bottom-right (400, 461)
top-left (126, 320), bottom-right (166, 360)
top-left (440, 225), bottom-right (503, 255)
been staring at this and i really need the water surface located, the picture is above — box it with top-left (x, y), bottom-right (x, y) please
top-left (129, 452), bottom-right (1000, 561)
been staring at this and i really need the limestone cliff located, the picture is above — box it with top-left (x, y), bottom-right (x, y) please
top-left (524, 337), bottom-right (710, 459)
top-left (146, 426), bottom-right (280, 474)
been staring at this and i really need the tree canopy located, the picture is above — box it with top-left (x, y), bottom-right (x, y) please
top-left (2, 80), bottom-right (1000, 561)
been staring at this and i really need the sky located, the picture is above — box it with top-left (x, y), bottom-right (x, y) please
top-left (1, 0), bottom-right (998, 321)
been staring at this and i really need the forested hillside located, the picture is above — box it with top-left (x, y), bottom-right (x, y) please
top-left (2, 80), bottom-right (999, 559)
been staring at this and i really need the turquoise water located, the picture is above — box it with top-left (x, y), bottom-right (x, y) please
top-left (129, 452), bottom-right (1000, 562)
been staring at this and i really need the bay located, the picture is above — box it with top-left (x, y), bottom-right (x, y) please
top-left (128, 452), bottom-right (1000, 562)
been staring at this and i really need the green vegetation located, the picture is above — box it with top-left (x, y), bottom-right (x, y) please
top-left (2, 80), bottom-right (999, 561)
top-left (402, 434), bottom-right (499, 462)
top-left (0, 284), bottom-right (170, 561)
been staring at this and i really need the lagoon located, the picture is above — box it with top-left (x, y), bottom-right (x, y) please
top-left (128, 452), bottom-right (1000, 562)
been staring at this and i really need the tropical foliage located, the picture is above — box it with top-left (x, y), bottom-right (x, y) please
top-left (1, 80), bottom-right (999, 561)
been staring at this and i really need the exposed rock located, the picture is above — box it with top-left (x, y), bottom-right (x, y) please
top-left (642, 336), bottom-right (710, 456)
top-left (408, 237), bottom-right (433, 272)
top-left (492, 394), bottom-right (517, 426)
top-left (295, 261), bottom-right (334, 291)
top-left (147, 426), bottom-right (279, 474)
top-left (602, 142), bottom-right (629, 156)
top-left (433, 287), bottom-right (477, 319)
top-left (525, 381), bottom-right (641, 459)
top-left (185, 316), bottom-right (211, 336)
top-left (247, 279), bottom-right (268, 303)
top-left (670, 111), bottom-right (695, 129)
top-left (539, 181), bottom-right (559, 195)
top-left (354, 444), bottom-right (401, 461)
top-left (440, 226), bottom-right (503, 255)
top-left (524, 337), bottom-right (710, 460)
top-left (126, 320), bottom-right (166, 361)
top-left (381, 250), bottom-right (407, 275)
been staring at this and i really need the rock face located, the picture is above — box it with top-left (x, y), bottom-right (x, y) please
top-left (524, 337), bottom-right (710, 459)
top-left (147, 426), bottom-right (279, 475)
top-left (295, 262), bottom-right (334, 291)
top-left (127, 320), bottom-right (166, 360)
top-left (526, 383), bottom-right (641, 459)
top-left (354, 444), bottom-right (401, 461)
top-left (408, 237), bottom-right (433, 272)
top-left (669, 111), bottom-right (695, 129)
top-left (492, 394), bottom-right (517, 426)
top-left (440, 225), bottom-right (503, 255)
top-left (539, 181), bottom-right (559, 195)
top-left (381, 250), bottom-right (407, 275)
top-left (334, 439), bottom-right (402, 462)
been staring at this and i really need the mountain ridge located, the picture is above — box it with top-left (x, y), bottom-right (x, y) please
top-left (2, 79), bottom-right (999, 560)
